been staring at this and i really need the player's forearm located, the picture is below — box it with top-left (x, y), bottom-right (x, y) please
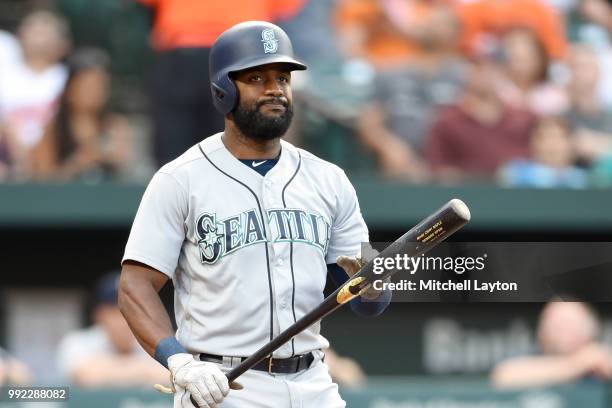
top-left (490, 356), bottom-right (589, 389)
top-left (118, 267), bottom-right (174, 357)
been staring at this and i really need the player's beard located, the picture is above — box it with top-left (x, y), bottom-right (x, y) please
top-left (232, 98), bottom-right (293, 141)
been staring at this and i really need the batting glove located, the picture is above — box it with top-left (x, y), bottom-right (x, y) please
top-left (337, 252), bottom-right (388, 300)
top-left (168, 353), bottom-right (229, 408)
top-left (336, 255), bottom-right (364, 277)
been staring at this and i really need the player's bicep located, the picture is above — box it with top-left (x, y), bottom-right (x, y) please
top-left (121, 260), bottom-right (169, 292)
top-left (326, 171), bottom-right (368, 263)
top-left (122, 172), bottom-right (187, 278)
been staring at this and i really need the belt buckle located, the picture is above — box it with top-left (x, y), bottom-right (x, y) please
top-left (268, 357), bottom-right (274, 374)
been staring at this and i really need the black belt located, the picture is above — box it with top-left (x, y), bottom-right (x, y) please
top-left (199, 352), bottom-right (315, 374)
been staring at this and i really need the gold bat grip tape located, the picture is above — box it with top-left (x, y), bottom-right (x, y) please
top-left (336, 277), bottom-right (367, 304)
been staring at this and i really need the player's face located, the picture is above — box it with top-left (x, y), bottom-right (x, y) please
top-left (231, 64), bottom-right (294, 141)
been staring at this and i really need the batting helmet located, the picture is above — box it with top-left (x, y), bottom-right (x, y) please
top-left (209, 21), bottom-right (307, 114)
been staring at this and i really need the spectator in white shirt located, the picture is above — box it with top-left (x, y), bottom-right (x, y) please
top-left (56, 272), bottom-right (168, 387)
top-left (0, 10), bottom-right (70, 179)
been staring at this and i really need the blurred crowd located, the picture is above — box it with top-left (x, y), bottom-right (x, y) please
top-left (1, 0), bottom-right (612, 187)
top-left (492, 301), bottom-right (612, 389)
top-left (4, 284), bottom-right (609, 391)
top-left (0, 9), bottom-right (131, 182)
top-left (336, 0), bottom-right (612, 186)
top-left (0, 270), bottom-right (366, 388)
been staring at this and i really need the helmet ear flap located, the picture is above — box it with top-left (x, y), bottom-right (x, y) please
top-left (211, 74), bottom-right (238, 114)
top-left (213, 84), bottom-right (225, 99)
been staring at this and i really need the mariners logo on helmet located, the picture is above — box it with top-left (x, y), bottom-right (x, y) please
top-left (261, 28), bottom-right (279, 54)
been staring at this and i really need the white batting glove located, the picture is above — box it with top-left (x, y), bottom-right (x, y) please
top-left (173, 383), bottom-right (191, 408)
top-left (336, 255), bottom-right (364, 277)
top-left (337, 251), bottom-right (388, 300)
top-left (168, 353), bottom-right (229, 408)
top-left (335, 243), bottom-right (379, 278)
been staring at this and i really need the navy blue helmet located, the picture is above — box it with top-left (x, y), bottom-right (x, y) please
top-left (209, 21), bottom-right (307, 114)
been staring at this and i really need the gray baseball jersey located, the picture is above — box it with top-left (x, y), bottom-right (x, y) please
top-left (122, 133), bottom-right (368, 358)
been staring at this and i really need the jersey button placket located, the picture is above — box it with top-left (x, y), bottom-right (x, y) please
top-left (263, 178), bottom-right (274, 207)
top-left (262, 177), bottom-right (283, 339)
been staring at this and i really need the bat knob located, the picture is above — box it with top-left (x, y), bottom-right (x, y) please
top-left (230, 381), bottom-right (244, 390)
top-left (449, 198), bottom-right (471, 222)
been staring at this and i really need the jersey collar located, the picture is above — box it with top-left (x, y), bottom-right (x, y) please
top-left (199, 133), bottom-right (300, 191)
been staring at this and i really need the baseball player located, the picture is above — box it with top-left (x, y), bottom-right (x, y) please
top-left (119, 21), bottom-right (391, 408)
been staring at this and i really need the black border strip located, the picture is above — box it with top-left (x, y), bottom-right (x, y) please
top-left (281, 151), bottom-right (302, 357)
top-left (198, 144), bottom-right (275, 342)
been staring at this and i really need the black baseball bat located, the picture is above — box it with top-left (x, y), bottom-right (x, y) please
top-left (225, 198), bottom-right (471, 383)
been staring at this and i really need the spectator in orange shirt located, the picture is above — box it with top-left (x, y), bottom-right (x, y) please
top-left (356, 5), bottom-right (464, 181)
top-left (457, 0), bottom-right (567, 60)
top-left (137, 0), bottom-right (306, 167)
top-left (334, 0), bottom-right (459, 70)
